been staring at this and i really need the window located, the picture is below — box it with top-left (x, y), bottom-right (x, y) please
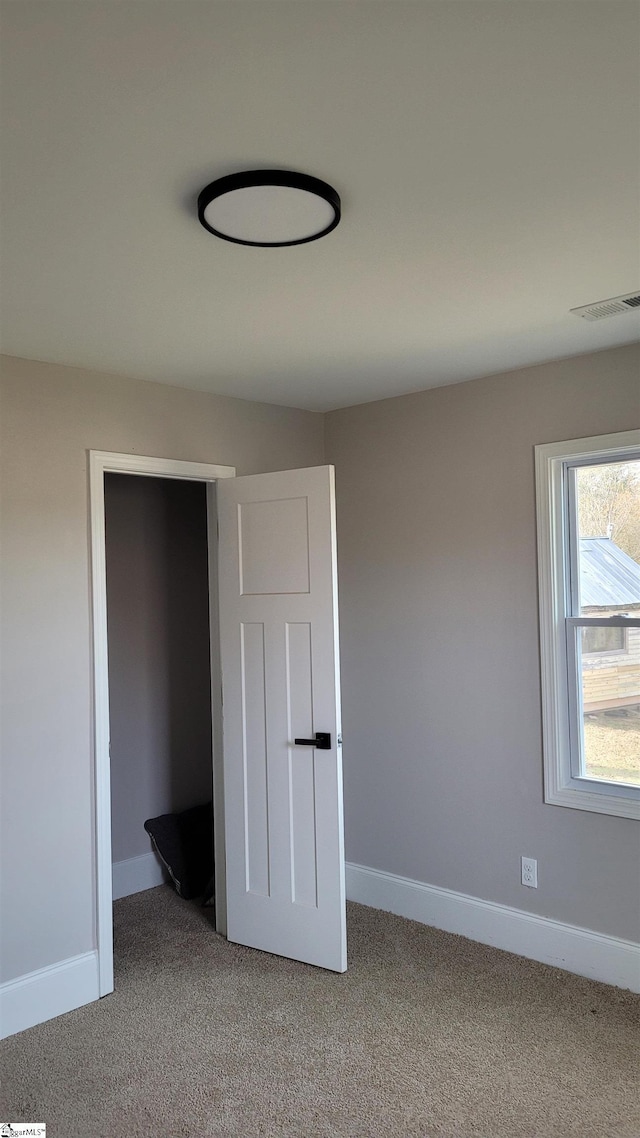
top-left (535, 431), bottom-right (640, 818)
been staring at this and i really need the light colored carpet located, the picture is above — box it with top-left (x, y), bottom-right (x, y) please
top-left (2, 886), bottom-right (639, 1137)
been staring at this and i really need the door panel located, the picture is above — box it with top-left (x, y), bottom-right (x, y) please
top-left (239, 496), bottom-right (310, 594)
top-left (240, 621), bottom-right (270, 897)
top-left (217, 466), bottom-right (346, 972)
top-left (286, 621), bottom-right (317, 908)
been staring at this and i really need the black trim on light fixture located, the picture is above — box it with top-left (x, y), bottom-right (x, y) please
top-left (197, 169), bottom-right (341, 247)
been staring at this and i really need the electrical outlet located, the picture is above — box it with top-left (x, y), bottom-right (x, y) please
top-left (521, 856), bottom-right (538, 888)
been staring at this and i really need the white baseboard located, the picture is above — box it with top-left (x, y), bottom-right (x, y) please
top-left (112, 851), bottom-right (166, 900)
top-left (0, 951), bottom-right (100, 1040)
top-left (346, 862), bottom-right (640, 993)
top-left (3, 863), bottom-right (635, 1041)
top-left (1, 856), bottom-right (164, 1038)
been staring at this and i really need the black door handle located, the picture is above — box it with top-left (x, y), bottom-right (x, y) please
top-left (293, 732), bottom-right (331, 750)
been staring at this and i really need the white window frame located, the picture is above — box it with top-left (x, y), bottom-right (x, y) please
top-left (535, 430), bottom-right (640, 819)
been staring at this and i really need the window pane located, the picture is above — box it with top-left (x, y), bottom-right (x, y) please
top-left (580, 627), bottom-right (640, 785)
top-left (583, 625), bottom-right (626, 654)
top-left (576, 459), bottom-right (640, 617)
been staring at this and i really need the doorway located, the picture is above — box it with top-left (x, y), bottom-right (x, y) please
top-left (105, 473), bottom-right (213, 909)
top-left (90, 451), bottom-right (236, 996)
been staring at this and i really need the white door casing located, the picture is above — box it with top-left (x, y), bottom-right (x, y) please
top-left (90, 452), bottom-right (236, 998)
top-left (217, 465), bottom-right (347, 972)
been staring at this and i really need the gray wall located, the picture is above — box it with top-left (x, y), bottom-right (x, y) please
top-left (105, 475), bottom-right (212, 864)
top-left (0, 355), bottom-right (324, 983)
top-left (1, 345), bottom-right (639, 991)
top-left (325, 343), bottom-right (640, 942)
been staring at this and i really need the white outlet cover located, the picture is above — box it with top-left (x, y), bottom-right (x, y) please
top-left (521, 856), bottom-right (538, 888)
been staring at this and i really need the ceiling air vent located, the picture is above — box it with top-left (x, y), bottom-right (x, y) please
top-left (570, 291), bottom-right (640, 321)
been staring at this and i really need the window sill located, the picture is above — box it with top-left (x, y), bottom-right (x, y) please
top-left (545, 779), bottom-right (640, 820)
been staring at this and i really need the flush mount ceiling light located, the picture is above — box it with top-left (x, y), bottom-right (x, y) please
top-left (197, 170), bottom-right (341, 247)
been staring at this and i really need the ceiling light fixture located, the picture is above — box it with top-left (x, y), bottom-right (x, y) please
top-left (197, 169), bottom-right (341, 247)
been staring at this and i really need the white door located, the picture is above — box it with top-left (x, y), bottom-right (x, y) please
top-left (217, 465), bottom-right (346, 972)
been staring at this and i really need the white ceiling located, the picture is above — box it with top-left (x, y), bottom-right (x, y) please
top-left (1, 1), bottom-right (639, 412)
